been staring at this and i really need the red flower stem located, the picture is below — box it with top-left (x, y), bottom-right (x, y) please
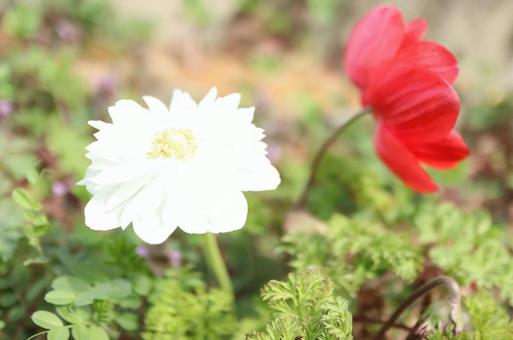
top-left (374, 276), bottom-right (463, 340)
top-left (295, 108), bottom-right (370, 209)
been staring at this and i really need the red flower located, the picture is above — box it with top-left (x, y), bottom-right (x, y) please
top-left (345, 4), bottom-right (469, 193)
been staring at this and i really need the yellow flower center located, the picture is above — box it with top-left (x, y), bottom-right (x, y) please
top-left (146, 128), bottom-right (197, 160)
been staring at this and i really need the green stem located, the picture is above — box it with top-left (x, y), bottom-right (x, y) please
top-left (203, 233), bottom-right (234, 299)
top-left (295, 108), bottom-right (370, 209)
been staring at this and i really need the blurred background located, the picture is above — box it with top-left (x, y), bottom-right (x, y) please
top-left (1, 0), bottom-right (513, 339)
top-left (53, 0), bottom-right (513, 221)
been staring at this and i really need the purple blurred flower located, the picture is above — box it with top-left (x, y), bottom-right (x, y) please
top-left (135, 245), bottom-right (149, 257)
top-left (0, 100), bottom-right (13, 119)
top-left (96, 75), bottom-right (117, 102)
top-left (167, 250), bottom-right (182, 268)
top-left (52, 181), bottom-right (69, 197)
top-left (55, 19), bottom-right (82, 43)
top-left (266, 144), bottom-right (282, 163)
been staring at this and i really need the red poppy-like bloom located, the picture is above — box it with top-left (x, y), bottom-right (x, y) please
top-left (344, 4), bottom-right (469, 193)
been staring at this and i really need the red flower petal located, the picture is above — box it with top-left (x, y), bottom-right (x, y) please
top-left (402, 18), bottom-right (428, 45)
top-left (408, 131), bottom-right (469, 170)
top-left (397, 40), bottom-right (459, 84)
top-left (344, 4), bottom-right (406, 89)
top-left (363, 61), bottom-right (460, 144)
top-left (375, 125), bottom-right (438, 193)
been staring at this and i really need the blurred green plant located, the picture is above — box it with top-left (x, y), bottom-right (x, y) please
top-left (282, 213), bottom-right (423, 296)
top-left (3, 4), bottom-right (42, 39)
top-left (247, 270), bottom-right (352, 339)
top-left (143, 267), bottom-right (236, 339)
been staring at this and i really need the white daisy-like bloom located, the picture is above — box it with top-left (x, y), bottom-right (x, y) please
top-left (79, 88), bottom-right (280, 244)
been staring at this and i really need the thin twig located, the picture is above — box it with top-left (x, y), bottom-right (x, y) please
top-left (374, 276), bottom-right (463, 340)
top-left (408, 290), bottom-right (432, 338)
top-left (295, 108), bottom-right (370, 209)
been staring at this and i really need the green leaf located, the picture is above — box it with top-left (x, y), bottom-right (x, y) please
top-left (110, 279), bottom-right (132, 299)
top-left (48, 327), bottom-right (70, 340)
top-left (134, 275), bottom-right (152, 296)
top-left (8, 305), bottom-right (25, 322)
top-left (46, 118), bottom-right (89, 177)
top-left (32, 214), bottom-right (50, 236)
top-left (27, 275), bottom-right (52, 301)
top-left (91, 283), bottom-right (111, 300)
top-left (26, 169), bottom-right (41, 185)
top-left (116, 312), bottom-right (138, 331)
top-left (56, 306), bottom-right (89, 324)
top-left (464, 293), bottom-right (513, 339)
top-left (4, 154), bottom-right (39, 180)
top-left (88, 325), bottom-right (109, 340)
top-left (45, 290), bottom-right (77, 305)
top-left (71, 325), bottom-right (88, 340)
top-left (12, 188), bottom-right (41, 211)
top-left (118, 296), bottom-right (141, 309)
top-left (31, 311), bottom-right (63, 329)
top-left (0, 293), bottom-right (17, 307)
top-left (93, 279), bottom-right (131, 300)
top-left (75, 290), bottom-right (95, 306)
top-left (52, 276), bottom-right (91, 292)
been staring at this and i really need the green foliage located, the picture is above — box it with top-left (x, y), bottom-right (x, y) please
top-left (282, 214), bottom-right (423, 295)
top-left (428, 294), bottom-right (513, 340)
top-left (11, 186), bottom-right (50, 264)
top-left (3, 4), bottom-right (42, 38)
top-left (46, 118), bottom-right (91, 178)
top-left (463, 293), bottom-right (513, 339)
top-left (414, 203), bottom-right (513, 304)
top-left (143, 268), bottom-right (237, 340)
top-left (42, 0), bottom-right (151, 44)
top-left (248, 270), bottom-right (352, 339)
top-left (31, 274), bottom-right (143, 339)
top-left (0, 127), bottom-right (39, 180)
top-left (184, 0), bottom-right (210, 26)
top-left (32, 310), bottom-right (64, 329)
top-left (0, 198), bottom-right (25, 267)
top-left (8, 48), bottom-right (87, 114)
top-left (307, 0), bottom-right (339, 24)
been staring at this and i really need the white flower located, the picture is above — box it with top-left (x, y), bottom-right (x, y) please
top-left (79, 88), bottom-right (280, 244)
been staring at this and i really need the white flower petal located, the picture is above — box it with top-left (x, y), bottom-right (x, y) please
top-left (118, 176), bottom-right (166, 229)
top-left (87, 165), bottom-right (154, 185)
top-left (169, 89), bottom-right (197, 114)
top-left (207, 190), bottom-right (248, 233)
top-left (106, 175), bottom-right (155, 211)
top-left (199, 87), bottom-right (218, 107)
top-left (143, 96), bottom-right (169, 116)
top-left (132, 213), bottom-right (177, 244)
top-left (216, 93), bottom-right (241, 111)
top-left (78, 168), bottom-right (102, 192)
top-left (88, 120), bottom-right (111, 130)
top-left (238, 160), bottom-right (281, 191)
top-left (179, 190), bottom-right (248, 234)
top-left (108, 99), bottom-right (148, 124)
top-left (84, 193), bottom-right (121, 231)
top-left (238, 107), bottom-right (255, 124)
